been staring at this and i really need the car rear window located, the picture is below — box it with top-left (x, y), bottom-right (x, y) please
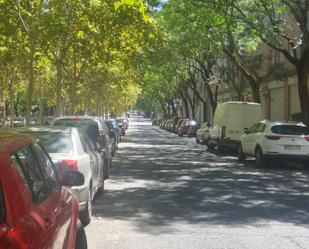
top-left (271, 125), bottom-right (309, 135)
top-left (30, 132), bottom-right (73, 154)
top-left (53, 119), bottom-right (99, 143)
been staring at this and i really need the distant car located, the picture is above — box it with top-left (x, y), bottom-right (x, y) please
top-left (13, 117), bottom-right (25, 127)
top-left (52, 116), bottom-right (112, 180)
top-left (178, 120), bottom-right (198, 137)
top-left (174, 118), bottom-right (189, 133)
top-left (0, 131), bottom-right (87, 248)
top-left (238, 120), bottom-right (309, 167)
top-left (116, 117), bottom-right (126, 135)
top-left (103, 119), bottom-right (118, 156)
top-left (196, 122), bottom-right (211, 144)
top-left (106, 119), bottom-right (121, 144)
top-left (10, 126), bottom-right (105, 227)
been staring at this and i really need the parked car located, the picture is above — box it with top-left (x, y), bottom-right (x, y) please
top-left (0, 117), bottom-right (10, 128)
top-left (174, 118), bottom-right (189, 133)
top-left (106, 118), bottom-right (121, 144)
top-left (238, 120), bottom-right (309, 167)
top-left (152, 118), bottom-right (162, 126)
top-left (208, 101), bottom-right (264, 151)
top-left (196, 122), bottom-right (211, 144)
top-left (178, 119), bottom-right (199, 136)
top-left (10, 126), bottom-right (104, 226)
top-left (0, 131), bottom-right (87, 248)
top-left (116, 117), bottom-right (126, 135)
top-left (13, 117), bottom-right (25, 127)
top-left (52, 116), bottom-right (112, 180)
top-left (102, 119), bottom-right (118, 156)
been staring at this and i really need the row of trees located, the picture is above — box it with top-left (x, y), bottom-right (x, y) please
top-left (0, 0), bottom-right (160, 125)
top-left (141, 0), bottom-right (309, 124)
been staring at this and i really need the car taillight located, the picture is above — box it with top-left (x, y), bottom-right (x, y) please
top-left (305, 137), bottom-right (309, 142)
top-left (59, 160), bottom-right (79, 171)
top-left (265, 135), bottom-right (281, 140)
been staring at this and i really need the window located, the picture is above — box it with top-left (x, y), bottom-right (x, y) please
top-left (31, 144), bottom-right (59, 191)
top-left (255, 123), bottom-right (266, 133)
top-left (78, 130), bottom-right (90, 153)
top-left (271, 125), bottom-right (309, 135)
top-left (30, 132), bottom-right (73, 154)
top-left (248, 123), bottom-right (260, 133)
top-left (13, 146), bottom-right (49, 203)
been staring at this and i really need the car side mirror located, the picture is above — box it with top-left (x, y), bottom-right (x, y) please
top-left (60, 171), bottom-right (84, 186)
top-left (243, 128), bottom-right (249, 134)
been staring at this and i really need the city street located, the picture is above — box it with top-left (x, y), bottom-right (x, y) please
top-left (86, 121), bottom-right (309, 249)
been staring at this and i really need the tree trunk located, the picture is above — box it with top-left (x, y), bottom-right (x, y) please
top-left (167, 105), bottom-right (171, 117)
top-left (26, 43), bottom-right (35, 126)
top-left (250, 82), bottom-right (261, 103)
top-left (203, 102), bottom-right (207, 123)
top-left (8, 80), bottom-right (15, 127)
top-left (39, 95), bottom-right (44, 125)
top-left (297, 50), bottom-right (309, 125)
top-left (170, 101), bottom-right (176, 117)
top-left (55, 58), bottom-right (63, 117)
top-left (206, 85), bottom-right (217, 115)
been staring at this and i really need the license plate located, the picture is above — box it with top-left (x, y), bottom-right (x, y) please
top-left (285, 145), bottom-right (301, 150)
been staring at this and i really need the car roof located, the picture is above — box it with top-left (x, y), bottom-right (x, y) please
top-left (9, 126), bottom-right (75, 133)
top-left (0, 131), bottom-right (33, 154)
top-left (261, 120), bottom-right (306, 127)
top-left (54, 116), bottom-right (100, 121)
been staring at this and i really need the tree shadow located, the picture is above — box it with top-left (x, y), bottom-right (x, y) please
top-left (93, 123), bottom-right (309, 234)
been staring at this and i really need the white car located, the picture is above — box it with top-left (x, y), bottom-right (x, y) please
top-left (238, 120), bottom-right (309, 167)
top-left (196, 122), bottom-right (211, 144)
top-left (11, 126), bottom-right (105, 227)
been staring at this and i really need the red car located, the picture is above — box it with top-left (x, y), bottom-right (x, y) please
top-left (178, 120), bottom-right (199, 137)
top-left (0, 132), bottom-right (87, 249)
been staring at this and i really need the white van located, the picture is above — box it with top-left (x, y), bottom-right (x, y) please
top-left (208, 101), bottom-right (264, 150)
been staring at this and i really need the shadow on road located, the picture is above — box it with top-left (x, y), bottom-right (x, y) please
top-left (93, 123), bottom-right (309, 234)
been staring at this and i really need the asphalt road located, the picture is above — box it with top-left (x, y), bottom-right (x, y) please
top-left (86, 121), bottom-right (309, 249)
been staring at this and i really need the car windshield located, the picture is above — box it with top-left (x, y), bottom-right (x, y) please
top-left (271, 125), bottom-right (309, 135)
top-left (30, 132), bottom-right (73, 154)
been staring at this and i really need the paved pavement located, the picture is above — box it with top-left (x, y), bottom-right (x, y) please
top-left (86, 121), bottom-right (309, 249)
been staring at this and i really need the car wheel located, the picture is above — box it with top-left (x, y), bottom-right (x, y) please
top-left (80, 190), bottom-right (92, 227)
top-left (216, 139), bottom-right (223, 152)
top-left (97, 176), bottom-right (105, 196)
top-left (76, 219), bottom-right (88, 249)
top-left (255, 147), bottom-right (265, 167)
top-left (103, 162), bottom-right (110, 180)
top-left (238, 144), bottom-right (246, 162)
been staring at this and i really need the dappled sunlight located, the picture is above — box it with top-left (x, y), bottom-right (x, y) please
top-left (93, 122), bottom-right (309, 235)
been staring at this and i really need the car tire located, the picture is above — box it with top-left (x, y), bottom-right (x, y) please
top-left (216, 139), bottom-right (223, 152)
top-left (238, 144), bottom-right (246, 162)
top-left (76, 219), bottom-right (88, 249)
top-left (80, 190), bottom-right (92, 227)
top-left (255, 147), bottom-right (265, 167)
top-left (103, 162), bottom-right (110, 180)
